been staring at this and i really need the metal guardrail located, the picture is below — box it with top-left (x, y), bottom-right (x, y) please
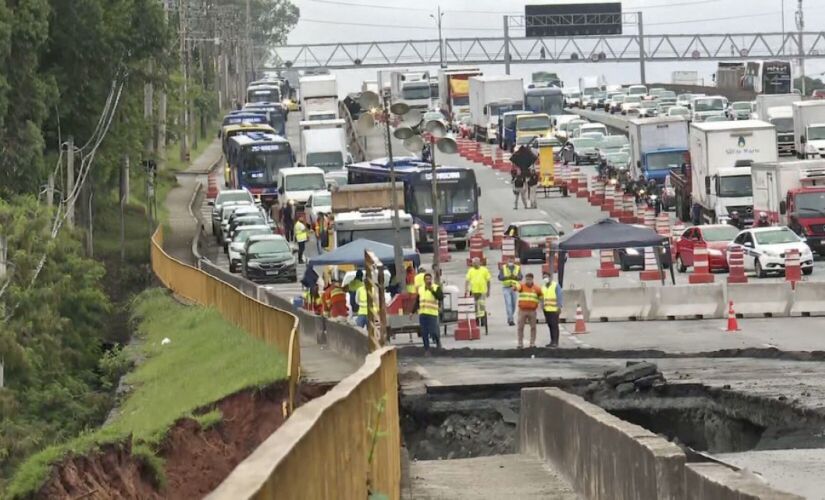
top-left (207, 347), bottom-right (401, 500)
top-left (150, 226), bottom-right (301, 413)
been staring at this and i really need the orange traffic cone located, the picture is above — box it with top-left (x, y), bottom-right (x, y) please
top-left (573, 304), bottom-right (588, 334)
top-left (726, 300), bottom-right (740, 332)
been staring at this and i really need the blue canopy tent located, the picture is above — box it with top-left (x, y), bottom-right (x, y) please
top-left (305, 239), bottom-right (420, 271)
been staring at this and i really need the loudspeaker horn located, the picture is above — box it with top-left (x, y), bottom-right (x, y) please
top-left (436, 137), bottom-right (458, 155)
top-left (398, 109), bottom-right (422, 129)
top-left (424, 119), bottom-right (447, 138)
top-left (356, 113), bottom-right (375, 134)
top-left (403, 135), bottom-right (425, 153)
top-left (390, 101), bottom-right (410, 116)
top-left (359, 90), bottom-right (380, 110)
top-left (393, 126), bottom-right (416, 140)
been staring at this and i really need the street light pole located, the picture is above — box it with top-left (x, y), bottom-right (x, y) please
top-left (431, 6), bottom-right (445, 68)
top-left (429, 142), bottom-right (440, 284)
top-left (382, 94), bottom-right (406, 285)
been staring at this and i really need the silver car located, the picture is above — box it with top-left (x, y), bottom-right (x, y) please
top-left (210, 189), bottom-right (255, 236)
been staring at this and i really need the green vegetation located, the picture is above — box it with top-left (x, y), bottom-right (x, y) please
top-left (6, 288), bottom-right (287, 499)
top-left (0, 0), bottom-right (298, 493)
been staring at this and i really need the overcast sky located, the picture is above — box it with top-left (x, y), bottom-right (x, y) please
top-left (284, 0), bottom-right (825, 92)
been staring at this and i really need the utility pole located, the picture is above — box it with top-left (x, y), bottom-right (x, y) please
top-left (430, 148), bottom-right (440, 284)
top-left (503, 15), bottom-right (511, 76)
top-left (797, 0), bottom-right (806, 96)
top-left (637, 12), bottom-right (647, 85)
top-left (179, 0), bottom-right (190, 162)
top-left (66, 137), bottom-right (75, 227)
top-left (381, 93), bottom-right (405, 285)
top-left (157, 0), bottom-right (169, 171)
top-left (431, 6), bottom-right (445, 68)
top-left (246, 0), bottom-right (253, 82)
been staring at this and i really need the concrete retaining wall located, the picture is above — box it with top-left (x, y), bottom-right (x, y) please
top-left (684, 463), bottom-right (802, 500)
top-left (519, 387), bottom-right (685, 500)
top-left (789, 282), bottom-right (825, 317)
top-left (561, 288), bottom-right (587, 322)
top-left (727, 283), bottom-right (792, 317)
top-left (655, 283), bottom-right (725, 319)
top-left (589, 286), bottom-right (656, 321)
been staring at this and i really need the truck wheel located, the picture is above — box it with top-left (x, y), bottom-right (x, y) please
top-left (755, 259), bottom-right (766, 278)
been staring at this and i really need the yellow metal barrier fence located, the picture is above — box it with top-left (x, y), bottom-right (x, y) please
top-left (150, 227), bottom-right (300, 412)
top-left (206, 347), bottom-right (401, 500)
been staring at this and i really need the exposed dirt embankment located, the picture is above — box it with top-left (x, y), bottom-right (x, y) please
top-left (35, 382), bottom-right (329, 500)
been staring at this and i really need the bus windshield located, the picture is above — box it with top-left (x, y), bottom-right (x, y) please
top-left (249, 88), bottom-right (281, 103)
top-left (517, 115), bottom-right (551, 131)
top-left (490, 102), bottom-right (523, 117)
top-left (410, 181), bottom-right (477, 217)
top-left (403, 83), bottom-right (431, 100)
top-left (525, 93), bottom-right (564, 115)
top-left (241, 150), bottom-right (292, 187)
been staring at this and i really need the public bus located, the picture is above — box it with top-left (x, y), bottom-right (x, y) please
top-left (524, 86), bottom-right (564, 116)
top-left (246, 83), bottom-right (282, 104)
top-left (226, 132), bottom-right (294, 205)
top-left (717, 61), bottom-right (793, 95)
top-left (220, 113), bottom-right (269, 138)
top-left (243, 102), bottom-right (287, 136)
top-left (221, 123), bottom-right (277, 186)
top-left (346, 158), bottom-right (481, 249)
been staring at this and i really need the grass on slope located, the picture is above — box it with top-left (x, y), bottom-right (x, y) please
top-left (7, 288), bottom-right (287, 499)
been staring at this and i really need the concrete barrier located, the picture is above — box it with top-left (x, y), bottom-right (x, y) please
top-left (325, 319), bottom-right (371, 364)
top-left (655, 284), bottom-right (725, 320)
top-left (726, 283), bottom-right (792, 317)
top-left (789, 281), bottom-right (825, 317)
top-left (684, 463), bottom-right (802, 500)
top-left (560, 288), bottom-right (588, 323)
top-left (589, 286), bottom-right (656, 321)
top-left (519, 387), bottom-right (685, 500)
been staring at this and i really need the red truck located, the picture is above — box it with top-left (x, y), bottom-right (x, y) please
top-left (751, 160), bottom-right (825, 256)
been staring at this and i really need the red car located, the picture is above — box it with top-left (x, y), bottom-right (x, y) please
top-left (675, 224), bottom-right (740, 272)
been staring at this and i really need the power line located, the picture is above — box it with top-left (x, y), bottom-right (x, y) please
top-left (298, 17), bottom-right (501, 31)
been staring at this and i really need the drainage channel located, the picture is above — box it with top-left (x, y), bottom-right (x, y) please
top-left (401, 363), bottom-right (825, 463)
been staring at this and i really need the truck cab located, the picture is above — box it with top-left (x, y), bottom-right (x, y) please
top-left (332, 209), bottom-right (416, 251)
top-left (705, 164), bottom-right (754, 225)
top-left (628, 117), bottom-right (689, 184)
top-left (500, 110), bottom-right (533, 151)
top-left (299, 119), bottom-right (351, 173)
top-left (277, 167), bottom-right (327, 211)
top-left (515, 113), bottom-right (552, 147)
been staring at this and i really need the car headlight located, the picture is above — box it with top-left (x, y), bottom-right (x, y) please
top-left (626, 248), bottom-right (639, 256)
top-left (763, 249), bottom-right (778, 257)
top-left (708, 249), bottom-right (723, 257)
top-left (247, 261), bottom-right (262, 269)
top-left (284, 258), bottom-right (297, 267)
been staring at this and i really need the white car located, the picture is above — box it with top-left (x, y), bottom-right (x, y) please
top-left (621, 95), bottom-right (642, 115)
top-left (306, 190), bottom-right (332, 226)
top-left (222, 204), bottom-right (264, 243)
top-left (210, 189), bottom-right (254, 237)
top-left (726, 226), bottom-right (814, 278)
top-left (667, 106), bottom-right (691, 119)
top-left (218, 201), bottom-right (254, 244)
top-left (228, 225), bottom-right (273, 273)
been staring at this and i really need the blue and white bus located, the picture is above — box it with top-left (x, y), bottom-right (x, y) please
top-left (347, 158), bottom-right (481, 249)
top-left (524, 86), bottom-right (564, 116)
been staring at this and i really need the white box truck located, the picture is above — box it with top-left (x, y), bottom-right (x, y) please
top-left (468, 76), bottom-right (524, 143)
top-left (390, 70), bottom-right (431, 112)
top-left (689, 120), bottom-right (777, 224)
top-left (299, 119), bottom-right (350, 173)
top-left (438, 67), bottom-right (482, 121)
top-left (792, 100), bottom-right (825, 160)
top-left (751, 160), bottom-right (825, 255)
top-left (628, 117), bottom-right (689, 184)
top-left (299, 74), bottom-right (338, 121)
top-left (753, 94), bottom-right (800, 156)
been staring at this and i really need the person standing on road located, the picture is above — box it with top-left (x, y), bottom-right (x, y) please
top-left (513, 273), bottom-right (542, 349)
top-left (348, 270), bottom-right (364, 315)
top-left (527, 167), bottom-right (539, 208)
top-left (294, 217), bottom-right (309, 263)
top-left (412, 272), bottom-right (443, 353)
top-left (465, 257), bottom-right (491, 325)
top-left (499, 257), bottom-right (523, 326)
top-left (355, 282), bottom-right (369, 328)
top-left (282, 199), bottom-right (295, 241)
top-left (405, 263), bottom-right (417, 295)
top-left (414, 266), bottom-right (426, 290)
top-left (512, 172), bottom-right (527, 209)
top-left (540, 272), bottom-right (563, 347)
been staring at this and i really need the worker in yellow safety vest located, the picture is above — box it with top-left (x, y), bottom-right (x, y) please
top-left (465, 257), bottom-right (491, 325)
top-left (498, 256), bottom-right (523, 326)
top-left (413, 272), bottom-right (444, 352)
top-left (294, 217), bottom-right (308, 263)
top-left (540, 272), bottom-right (563, 348)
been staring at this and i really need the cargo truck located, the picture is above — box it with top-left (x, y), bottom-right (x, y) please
top-left (531, 71), bottom-right (562, 88)
top-left (751, 160), bottom-right (825, 255)
top-left (792, 100), bottom-right (825, 160)
top-left (299, 74), bottom-right (338, 121)
top-left (330, 183), bottom-right (414, 250)
top-left (438, 67), bottom-right (482, 123)
top-left (299, 119), bottom-right (350, 173)
top-left (468, 76), bottom-right (524, 143)
top-left (753, 94), bottom-right (800, 156)
top-left (390, 70), bottom-right (431, 112)
top-left (689, 120), bottom-right (777, 225)
top-left (628, 117), bottom-right (689, 184)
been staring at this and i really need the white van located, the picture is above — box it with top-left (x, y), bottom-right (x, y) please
top-left (278, 167), bottom-right (327, 208)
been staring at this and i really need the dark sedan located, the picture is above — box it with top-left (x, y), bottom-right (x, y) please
top-left (614, 245), bottom-right (672, 271)
top-left (242, 234), bottom-right (297, 283)
top-left (505, 221), bottom-right (564, 263)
